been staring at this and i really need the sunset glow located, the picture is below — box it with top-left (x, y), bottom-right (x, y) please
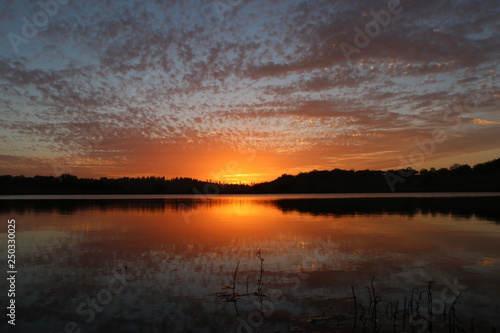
top-left (0, 0), bottom-right (499, 183)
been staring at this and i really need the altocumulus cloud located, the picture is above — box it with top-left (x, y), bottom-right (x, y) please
top-left (0, 0), bottom-right (499, 180)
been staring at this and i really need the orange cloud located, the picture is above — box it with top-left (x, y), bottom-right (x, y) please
top-left (473, 119), bottom-right (500, 125)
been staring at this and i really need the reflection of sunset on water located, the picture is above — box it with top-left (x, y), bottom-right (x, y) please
top-left (2, 196), bottom-right (500, 331)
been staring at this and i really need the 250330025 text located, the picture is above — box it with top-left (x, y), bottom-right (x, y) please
top-left (7, 219), bottom-right (17, 326)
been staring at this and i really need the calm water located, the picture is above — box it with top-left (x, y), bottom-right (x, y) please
top-left (1, 194), bottom-right (500, 332)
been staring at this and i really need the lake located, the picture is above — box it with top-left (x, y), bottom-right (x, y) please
top-left (1, 194), bottom-right (500, 332)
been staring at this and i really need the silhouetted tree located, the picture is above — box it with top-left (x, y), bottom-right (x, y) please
top-left (0, 157), bottom-right (499, 194)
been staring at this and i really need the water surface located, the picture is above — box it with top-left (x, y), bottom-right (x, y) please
top-left (1, 195), bottom-right (499, 332)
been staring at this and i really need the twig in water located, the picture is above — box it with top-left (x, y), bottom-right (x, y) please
top-left (256, 249), bottom-right (265, 296)
top-left (370, 276), bottom-right (379, 331)
top-left (232, 260), bottom-right (240, 298)
top-left (428, 281), bottom-right (434, 333)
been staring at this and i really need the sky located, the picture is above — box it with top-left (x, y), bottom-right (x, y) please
top-left (0, 0), bottom-right (499, 183)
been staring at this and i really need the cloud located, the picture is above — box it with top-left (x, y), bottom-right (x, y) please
top-left (0, 0), bottom-right (499, 180)
top-left (472, 119), bottom-right (500, 125)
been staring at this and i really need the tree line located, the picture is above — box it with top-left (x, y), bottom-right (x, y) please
top-left (1, 157), bottom-right (499, 195)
